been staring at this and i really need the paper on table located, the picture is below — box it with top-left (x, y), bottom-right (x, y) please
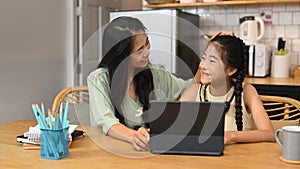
top-left (23, 124), bottom-right (78, 142)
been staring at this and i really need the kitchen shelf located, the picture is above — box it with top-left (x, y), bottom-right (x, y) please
top-left (144, 0), bottom-right (300, 8)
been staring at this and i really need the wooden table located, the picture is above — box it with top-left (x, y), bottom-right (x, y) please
top-left (1, 120), bottom-right (299, 169)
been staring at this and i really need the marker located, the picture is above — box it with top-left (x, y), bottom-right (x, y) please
top-left (32, 104), bottom-right (47, 129)
top-left (48, 109), bottom-right (52, 129)
top-left (41, 103), bottom-right (45, 117)
top-left (63, 102), bottom-right (69, 128)
top-left (59, 103), bottom-right (63, 128)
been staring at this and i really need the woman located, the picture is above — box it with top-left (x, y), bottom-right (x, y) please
top-left (180, 35), bottom-right (275, 144)
top-left (88, 16), bottom-right (196, 151)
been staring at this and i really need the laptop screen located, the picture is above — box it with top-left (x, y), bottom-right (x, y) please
top-left (142, 101), bottom-right (225, 155)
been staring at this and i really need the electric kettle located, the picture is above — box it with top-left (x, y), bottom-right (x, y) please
top-left (239, 16), bottom-right (264, 45)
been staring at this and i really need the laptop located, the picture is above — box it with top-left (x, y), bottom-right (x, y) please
top-left (142, 101), bottom-right (225, 156)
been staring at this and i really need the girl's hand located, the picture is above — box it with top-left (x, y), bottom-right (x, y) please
top-left (131, 127), bottom-right (150, 151)
top-left (224, 131), bottom-right (236, 144)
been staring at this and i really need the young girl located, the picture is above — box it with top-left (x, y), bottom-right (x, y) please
top-left (180, 35), bottom-right (275, 144)
top-left (88, 16), bottom-right (197, 151)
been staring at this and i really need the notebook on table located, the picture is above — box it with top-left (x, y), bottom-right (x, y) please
top-left (142, 101), bottom-right (225, 156)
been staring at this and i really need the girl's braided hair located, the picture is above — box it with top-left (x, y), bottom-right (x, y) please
top-left (210, 35), bottom-right (248, 131)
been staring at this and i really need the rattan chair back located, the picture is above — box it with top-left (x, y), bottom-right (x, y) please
top-left (52, 86), bottom-right (89, 114)
top-left (260, 95), bottom-right (300, 121)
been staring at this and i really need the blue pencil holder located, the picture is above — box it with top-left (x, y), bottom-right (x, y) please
top-left (40, 127), bottom-right (69, 160)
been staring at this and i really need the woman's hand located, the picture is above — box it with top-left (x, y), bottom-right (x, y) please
top-left (205, 31), bottom-right (233, 41)
top-left (194, 66), bottom-right (201, 83)
top-left (131, 127), bottom-right (150, 151)
top-left (107, 124), bottom-right (150, 151)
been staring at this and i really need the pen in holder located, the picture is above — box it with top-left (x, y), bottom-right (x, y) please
top-left (31, 103), bottom-right (70, 160)
top-left (271, 50), bottom-right (290, 78)
top-left (40, 127), bottom-right (69, 160)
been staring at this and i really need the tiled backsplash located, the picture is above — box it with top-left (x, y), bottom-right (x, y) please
top-left (181, 3), bottom-right (300, 66)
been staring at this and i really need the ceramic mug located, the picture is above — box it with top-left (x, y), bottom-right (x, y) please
top-left (275, 126), bottom-right (300, 161)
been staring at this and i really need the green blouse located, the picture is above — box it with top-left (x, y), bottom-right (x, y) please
top-left (87, 64), bottom-right (194, 134)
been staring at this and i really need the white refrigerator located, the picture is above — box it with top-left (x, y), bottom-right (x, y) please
top-left (110, 9), bottom-right (202, 79)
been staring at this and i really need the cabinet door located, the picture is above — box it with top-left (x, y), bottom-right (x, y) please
top-left (75, 0), bottom-right (104, 86)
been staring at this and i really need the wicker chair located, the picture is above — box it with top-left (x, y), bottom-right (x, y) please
top-left (52, 86), bottom-right (89, 125)
top-left (52, 86), bottom-right (89, 113)
top-left (259, 95), bottom-right (300, 130)
top-left (259, 95), bottom-right (300, 120)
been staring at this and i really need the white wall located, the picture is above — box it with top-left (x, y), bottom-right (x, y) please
top-left (0, 0), bottom-right (74, 123)
top-left (180, 3), bottom-right (300, 67)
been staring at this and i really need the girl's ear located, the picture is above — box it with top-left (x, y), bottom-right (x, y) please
top-left (227, 67), bottom-right (237, 76)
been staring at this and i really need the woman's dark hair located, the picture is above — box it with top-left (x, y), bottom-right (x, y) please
top-left (98, 16), bottom-right (154, 124)
top-left (210, 35), bottom-right (248, 131)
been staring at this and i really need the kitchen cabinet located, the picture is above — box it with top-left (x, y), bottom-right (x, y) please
top-left (144, 0), bottom-right (300, 8)
top-left (245, 77), bottom-right (300, 100)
